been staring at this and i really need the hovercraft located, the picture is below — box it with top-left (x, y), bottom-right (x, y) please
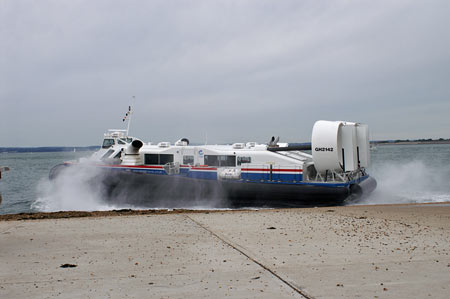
top-left (50, 120), bottom-right (377, 208)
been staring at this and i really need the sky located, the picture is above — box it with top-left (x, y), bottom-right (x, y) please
top-left (1, 0), bottom-right (450, 147)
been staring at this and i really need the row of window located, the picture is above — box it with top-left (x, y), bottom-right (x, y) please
top-left (143, 154), bottom-right (252, 166)
top-left (204, 155), bottom-right (236, 167)
top-left (237, 156), bottom-right (251, 165)
top-left (183, 155), bottom-right (194, 165)
top-left (144, 154), bottom-right (174, 165)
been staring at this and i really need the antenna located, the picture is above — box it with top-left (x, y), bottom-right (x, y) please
top-left (123, 96), bottom-right (135, 136)
top-left (126, 104), bottom-right (132, 136)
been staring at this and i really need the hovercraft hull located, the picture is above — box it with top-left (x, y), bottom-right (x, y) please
top-left (50, 163), bottom-right (375, 208)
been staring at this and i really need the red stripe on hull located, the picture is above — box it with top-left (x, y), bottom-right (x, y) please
top-left (242, 168), bottom-right (303, 172)
top-left (99, 164), bottom-right (164, 169)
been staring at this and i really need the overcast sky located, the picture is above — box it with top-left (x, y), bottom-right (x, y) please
top-left (1, 0), bottom-right (449, 146)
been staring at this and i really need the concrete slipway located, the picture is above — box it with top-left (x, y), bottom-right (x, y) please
top-left (1, 204), bottom-right (449, 298)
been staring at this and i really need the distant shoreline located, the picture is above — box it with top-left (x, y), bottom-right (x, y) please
top-left (0, 146), bottom-right (99, 153)
top-left (374, 140), bottom-right (450, 146)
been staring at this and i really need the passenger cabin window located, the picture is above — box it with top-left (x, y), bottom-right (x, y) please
top-left (219, 155), bottom-right (235, 167)
top-left (159, 154), bottom-right (174, 165)
top-left (204, 155), bottom-right (236, 167)
top-left (145, 154), bottom-right (158, 165)
top-left (237, 156), bottom-right (251, 165)
top-left (102, 139), bottom-right (114, 148)
top-left (144, 154), bottom-right (174, 165)
top-left (183, 155), bottom-right (194, 165)
top-left (204, 155), bottom-right (218, 166)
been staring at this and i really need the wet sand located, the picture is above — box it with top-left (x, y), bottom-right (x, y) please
top-left (1, 203), bottom-right (449, 298)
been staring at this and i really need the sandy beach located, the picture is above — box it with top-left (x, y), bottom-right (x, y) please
top-left (1, 203), bottom-right (449, 298)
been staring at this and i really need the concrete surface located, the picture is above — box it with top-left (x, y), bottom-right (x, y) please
top-left (1, 204), bottom-right (449, 298)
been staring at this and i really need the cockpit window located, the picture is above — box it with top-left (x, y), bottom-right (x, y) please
top-left (102, 139), bottom-right (115, 148)
top-left (117, 138), bottom-right (133, 145)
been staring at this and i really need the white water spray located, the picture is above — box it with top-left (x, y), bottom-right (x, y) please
top-left (33, 160), bottom-right (121, 212)
top-left (33, 158), bottom-right (229, 212)
top-left (357, 159), bottom-right (450, 205)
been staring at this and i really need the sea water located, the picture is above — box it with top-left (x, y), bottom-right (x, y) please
top-left (1, 144), bottom-right (450, 215)
top-left (0, 151), bottom-right (93, 214)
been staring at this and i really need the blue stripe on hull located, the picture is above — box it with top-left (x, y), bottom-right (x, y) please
top-left (187, 171), bottom-right (218, 180)
top-left (109, 167), bottom-right (166, 175)
top-left (242, 172), bottom-right (303, 182)
top-left (180, 168), bottom-right (190, 174)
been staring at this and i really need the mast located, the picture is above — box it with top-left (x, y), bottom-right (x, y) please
top-left (126, 106), bottom-right (132, 136)
top-left (123, 96), bottom-right (135, 136)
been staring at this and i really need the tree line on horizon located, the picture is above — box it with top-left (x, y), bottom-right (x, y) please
top-left (0, 146), bottom-right (99, 153)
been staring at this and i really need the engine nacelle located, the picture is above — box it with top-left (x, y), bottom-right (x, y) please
top-left (125, 139), bottom-right (143, 155)
top-left (122, 139), bottom-right (143, 165)
top-left (312, 121), bottom-right (369, 173)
